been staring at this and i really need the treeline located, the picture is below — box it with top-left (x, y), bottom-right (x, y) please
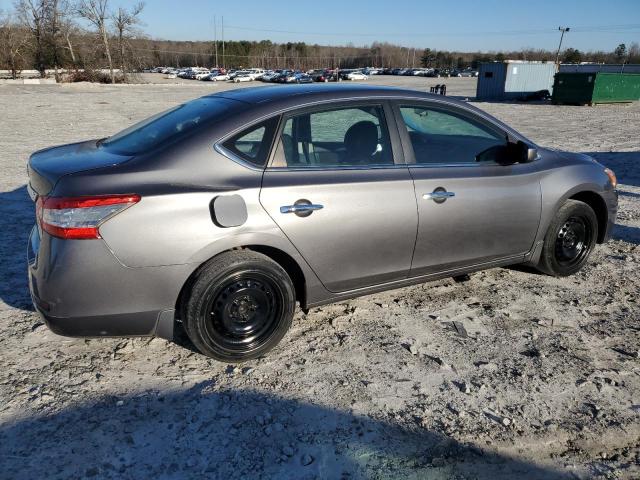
top-left (1, 1), bottom-right (639, 81)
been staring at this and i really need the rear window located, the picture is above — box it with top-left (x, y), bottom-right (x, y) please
top-left (100, 97), bottom-right (237, 155)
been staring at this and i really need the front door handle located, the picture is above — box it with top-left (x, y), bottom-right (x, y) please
top-left (423, 188), bottom-right (455, 204)
top-left (280, 200), bottom-right (324, 217)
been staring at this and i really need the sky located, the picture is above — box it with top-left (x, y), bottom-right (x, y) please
top-left (2, 0), bottom-right (640, 52)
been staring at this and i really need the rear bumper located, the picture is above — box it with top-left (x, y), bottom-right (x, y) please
top-left (28, 227), bottom-right (192, 340)
top-left (34, 304), bottom-right (165, 338)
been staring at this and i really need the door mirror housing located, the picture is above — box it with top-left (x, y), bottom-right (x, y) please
top-left (476, 140), bottom-right (538, 165)
top-left (508, 136), bottom-right (538, 164)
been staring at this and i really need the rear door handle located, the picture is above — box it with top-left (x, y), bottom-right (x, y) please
top-left (280, 204), bottom-right (324, 214)
top-left (423, 188), bottom-right (455, 204)
top-left (280, 201), bottom-right (324, 217)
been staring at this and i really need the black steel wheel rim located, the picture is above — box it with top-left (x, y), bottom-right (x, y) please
top-left (203, 271), bottom-right (284, 355)
top-left (554, 215), bottom-right (592, 267)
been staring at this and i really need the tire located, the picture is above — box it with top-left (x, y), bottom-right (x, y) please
top-left (537, 199), bottom-right (598, 277)
top-left (184, 250), bottom-right (295, 362)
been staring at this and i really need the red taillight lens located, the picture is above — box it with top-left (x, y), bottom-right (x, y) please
top-left (38, 194), bottom-right (140, 240)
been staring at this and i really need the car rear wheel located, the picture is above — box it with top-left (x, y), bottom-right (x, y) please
top-left (184, 251), bottom-right (295, 362)
top-left (537, 199), bottom-right (598, 276)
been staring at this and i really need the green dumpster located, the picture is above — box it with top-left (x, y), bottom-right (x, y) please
top-left (552, 72), bottom-right (640, 105)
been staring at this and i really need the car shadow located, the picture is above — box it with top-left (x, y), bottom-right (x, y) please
top-left (613, 224), bottom-right (640, 245)
top-left (583, 151), bottom-right (640, 188)
top-left (0, 185), bottom-right (34, 311)
top-left (0, 382), bottom-right (574, 479)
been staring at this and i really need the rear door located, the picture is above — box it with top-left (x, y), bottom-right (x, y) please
top-left (392, 101), bottom-right (542, 276)
top-left (259, 101), bottom-right (418, 293)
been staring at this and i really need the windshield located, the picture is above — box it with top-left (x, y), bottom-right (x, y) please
top-left (100, 97), bottom-right (238, 155)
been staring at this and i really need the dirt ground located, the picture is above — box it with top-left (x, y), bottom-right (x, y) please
top-left (0, 76), bottom-right (638, 479)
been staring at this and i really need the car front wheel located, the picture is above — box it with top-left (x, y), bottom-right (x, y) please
top-left (184, 250), bottom-right (295, 362)
top-left (537, 199), bottom-right (598, 276)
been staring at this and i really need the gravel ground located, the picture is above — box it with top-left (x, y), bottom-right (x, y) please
top-left (0, 77), bottom-right (638, 479)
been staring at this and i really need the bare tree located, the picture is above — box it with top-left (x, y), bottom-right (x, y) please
top-left (14, 0), bottom-right (49, 77)
top-left (0, 11), bottom-right (29, 78)
top-left (111, 1), bottom-right (143, 80)
top-left (46, 0), bottom-right (74, 79)
top-left (59, 7), bottom-right (79, 67)
top-left (75, 0), bottom-right (113, 82)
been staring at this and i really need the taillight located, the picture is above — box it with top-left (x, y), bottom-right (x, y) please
top-left (37, 194), bottom-right (140, 239)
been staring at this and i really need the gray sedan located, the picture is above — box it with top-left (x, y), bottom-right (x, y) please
top-left (27, 85), bottom-right (618, 361)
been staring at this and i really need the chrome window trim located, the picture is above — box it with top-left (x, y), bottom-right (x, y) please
top-left (409, 162), bottom-right (491, 169)
top-left (407, 161), bottom-right (537, 169)
top-left (215, 94), bottom-right (530, 147)
top-left (213, 93), bottom-right (534, 172)
top-left (214, 143), bottom-right (266, 172)
top-left (265, 163), bottom-right (409, 172)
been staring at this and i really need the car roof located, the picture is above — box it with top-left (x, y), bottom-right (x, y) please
top-left (208, 84), bottom-right (453, 107)
top-left (204, 84), bottom-right (530, 144)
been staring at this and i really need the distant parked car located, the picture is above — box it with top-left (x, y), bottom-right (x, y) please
top-left (459, 69), bottom-right (478, 77)
top-left (309, 70), bottom-right (329, 82)
top-left (346, 71), bottom-right (368, 81)
top-left (27, 85), bottom-right (618, 362)
top-left (233, 74), bottom-right (253, 83)
top-left (284, 72), bottom-right (312, 84)
top-left (212, 73), bottom-right (230, 81)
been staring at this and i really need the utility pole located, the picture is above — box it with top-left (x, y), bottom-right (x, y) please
top-left (214, 16), bottom-right (218, 68)
top-left (222, 16), bottom-right (225, 69)
top-left (555, 26), bottom-right (570, 68)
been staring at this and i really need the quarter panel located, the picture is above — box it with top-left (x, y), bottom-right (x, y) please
top-left (30, 233), bottom-right (194, 319)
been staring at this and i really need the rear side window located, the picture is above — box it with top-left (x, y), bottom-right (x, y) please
top-left (221, 117), bottom-right (279, 167)
top-left (100, 97), bottom-right (237, 155)
top-left (271, 105), bottom-right (393, 168)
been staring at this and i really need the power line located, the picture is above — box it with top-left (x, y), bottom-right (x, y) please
top-left (223, 23), bottom-right (640, 38)
top-left (130, 47), bottom-right (383, 61)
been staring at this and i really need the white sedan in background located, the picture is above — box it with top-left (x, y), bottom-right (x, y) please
top-left (211, 73), bottom-right (231, 81)
top-left (346, 71), bottom-right (369, 81)
top-left (233, 74), bottom-right (253, 83)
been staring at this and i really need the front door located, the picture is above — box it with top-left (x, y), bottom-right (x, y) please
top-left (260, 103), bottom-right (417, 292)
top-left (393, 102), bottom-right (542, 276)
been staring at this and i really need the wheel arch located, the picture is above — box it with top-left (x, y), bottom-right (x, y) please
top-left (175, 245), bottom-right (309, 322)
top-left (568, 190), bottom-right (608, 243)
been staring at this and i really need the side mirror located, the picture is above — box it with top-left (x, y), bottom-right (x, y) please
top-left (504, 140), bottom-right (538, 165)
top-left (476, 141), bottom-right (538, 165)
top-left (525, 145), bottom-right (539, 162)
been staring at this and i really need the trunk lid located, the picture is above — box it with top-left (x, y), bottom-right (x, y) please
top-left (27, 140), bottom-right (133, 197)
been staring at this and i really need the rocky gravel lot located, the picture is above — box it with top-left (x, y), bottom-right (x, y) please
top-left (0, 77), bottom-right (638, 479)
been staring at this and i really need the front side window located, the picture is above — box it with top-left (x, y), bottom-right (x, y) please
top-left (399, 105), bottom-right (506, 165)
top-left (272, 105), bottom-right (393, 168)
